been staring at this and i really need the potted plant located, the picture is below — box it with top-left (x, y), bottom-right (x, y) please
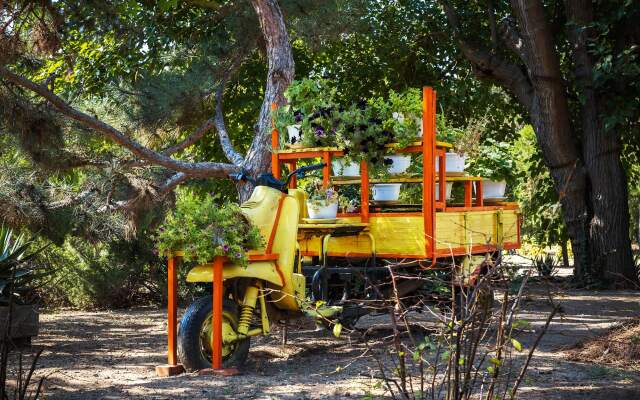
top-left (273, 78), bottom-right (341, 149)
top-left (1, 226), bottom-right (44, 344)
top-left (465, 138), bottom-right (515, 199)
top-left (155, 193), bottom-right (264, 265)
top-left (437, 115), bottom-right (485, 175)
top-left (272, 106), bottom-right (303, 147)
top-left (305, 179), bottom-right (340, 219)
top-left (332, 157), bottom-right (360, 177)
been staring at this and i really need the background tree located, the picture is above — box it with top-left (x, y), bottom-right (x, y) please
top-left (436, 0), bottom-right (639, 286)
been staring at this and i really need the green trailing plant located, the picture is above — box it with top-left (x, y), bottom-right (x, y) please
top-left (335, 102), bottom-right (394, 174)
top-left (154, 193), bottom-right (263, 266)
top-left (0, 225), bottom-right (46, 306)
top-left (465, 138), bottom-right (515, 182)
top-left (273, 78), bottom-right (341, 148)
top-left (370, 88), bottom-right (422, 148)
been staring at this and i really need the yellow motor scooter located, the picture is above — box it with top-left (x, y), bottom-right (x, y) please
top-left (177, 163), bottom-right (328, 371)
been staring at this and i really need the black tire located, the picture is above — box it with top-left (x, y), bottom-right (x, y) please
top-left (177, 296), bottom-right (250, 371)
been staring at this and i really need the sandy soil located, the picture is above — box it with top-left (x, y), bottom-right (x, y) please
top-left (6, 279), bottom-right (640, 399)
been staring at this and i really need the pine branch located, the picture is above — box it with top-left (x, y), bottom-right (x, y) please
top-left (0, 66), bottom-right (239, 179)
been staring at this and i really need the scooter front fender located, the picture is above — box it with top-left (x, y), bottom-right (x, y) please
top-left (186, 261), bottom-right (284, 287)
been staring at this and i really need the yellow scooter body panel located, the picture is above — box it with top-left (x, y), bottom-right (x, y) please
top-left (186, 261), bottom-right (284, 287)
top-left (185, 186), bottom-right (304, 311)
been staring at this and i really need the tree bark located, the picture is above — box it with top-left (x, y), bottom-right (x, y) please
top-left (509, 0), bottom-right (593, 281)
top-left (565, 0), bottom-right (635, 286)
top-left (240, 0), bottom-right (294, 201)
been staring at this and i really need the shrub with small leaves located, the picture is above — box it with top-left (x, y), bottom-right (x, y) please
top-left (154, 193), bottom-right (263, 266)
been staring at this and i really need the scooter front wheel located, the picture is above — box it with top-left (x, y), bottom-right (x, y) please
top-left (177, 296), bottom-right (250, 371)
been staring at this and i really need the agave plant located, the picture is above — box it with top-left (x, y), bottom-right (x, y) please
top-left (0, 225), bottom-right (44, 306)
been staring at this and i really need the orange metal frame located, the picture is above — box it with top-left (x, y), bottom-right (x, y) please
top-left (271, 86), bottom-right (518, 261)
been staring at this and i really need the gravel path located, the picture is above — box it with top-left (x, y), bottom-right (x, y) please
top-left (5, 281), bottom-right (640, 399)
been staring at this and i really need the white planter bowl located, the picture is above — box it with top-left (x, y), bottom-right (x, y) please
top-left (436, 153), bottom-right (466, 174)
top-left (306, 201), bottom-right (338, 219)
top-left (372, 183), bottom-right (401, 201)
top-left (384, 155), bottom-right (412, 174)
top-left (482, 180), bottom-right (507, 198)
top-left (287, 125), bottom-right (302, 146)
top-left (435, 182), bottom-right (453, 201)
top-left (332, 158), bottom-right (360, 177)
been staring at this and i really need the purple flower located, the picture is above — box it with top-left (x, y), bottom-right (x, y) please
top-left (152, 248), bottom-right (158, 255)
top-left (158, 227), bottom-right (165, 232)
top-left (315, 126), bottom-right (325, 137)
top-left (235, 252), bottom-right (242, 258)
top-left (294, 110), bottom-right (303, 123)
top-left (326, 188), bottom-right (335, 198)
top-left (223, 244), bottom-right (230, 252)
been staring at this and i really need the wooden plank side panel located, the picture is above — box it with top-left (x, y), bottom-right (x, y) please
top-left (298, 216), bottom-right (425, 257)
top-left (298, 210), bottom-right (520, 258)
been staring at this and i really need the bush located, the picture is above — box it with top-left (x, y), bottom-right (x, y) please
top-left (35, 236), bottom-right (166, 309)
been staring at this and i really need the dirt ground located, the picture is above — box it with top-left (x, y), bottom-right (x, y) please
top-left (8, 272), bottom-right (640, 399)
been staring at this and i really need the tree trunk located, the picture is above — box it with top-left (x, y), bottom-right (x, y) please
top-left (240, 0), bottom-right (294, 202)
top-left (566, 0), bottom-right (636, 286)
top-left (561, 240), bottom-right (570, 269)
top-left (510, 0), bottom-right (592, 280)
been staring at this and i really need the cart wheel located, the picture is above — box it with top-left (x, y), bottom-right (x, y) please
top-left (177, 296), bottom-right (250, 371)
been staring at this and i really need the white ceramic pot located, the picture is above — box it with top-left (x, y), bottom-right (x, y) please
top-left (384, 155), bottom-right (412, 174)
top-left (482, 180), bottom-right (507, 198)
top-left (435, 182), bottom-right (454, 201)
top-left (306, 201), bottom-right (338, 219)
top-left (287, 125), bottom-right (302, 146)
top-left (331, 158), bottom-right (360, 177)
top-left (372, 183), bottom-right (401, 201)
top-left (435, 152), bottom-right (466, 174)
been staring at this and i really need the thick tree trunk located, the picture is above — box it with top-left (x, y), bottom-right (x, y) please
top-left (566, 0), bottom-right (636, 286)
top-left (240, 0), bottom-right (294, 202)
top-left (510, 0), bottom-right (592, 280)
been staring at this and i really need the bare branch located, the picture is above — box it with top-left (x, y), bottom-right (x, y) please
top-left (158, 172), bottom-right (190, 194)
top-left (487, 0), bottom-right (498, 50)
top-left (161, 118), bottom-right (215, 156)
top-left (438, 0), bottom-right (534, 111)
top-left (213, 85), bottom-right (245, 166)
top-left (0, 66), bottom-right (239, 179)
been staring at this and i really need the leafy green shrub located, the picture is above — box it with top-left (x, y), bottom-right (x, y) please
top-left (154, 192), bottom-right (263, 266)
top-left (465, 138), bottom-right (515, 182)
top-left (35, 237), bottom-right (166, 309)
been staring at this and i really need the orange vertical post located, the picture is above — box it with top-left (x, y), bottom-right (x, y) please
top-left (464, 181), bottom-right (473, 207)
top-left (167, 255), bottom-right (178, 365)
top-left (438, 149), bottom-right (446, 209)
top-left (156, 254), bottom-right (185, 377)
top-left (271, 103), bottom-right (281, 179)
top-left (322, 152), bottom-right (331, 188)
top-left (422, 87), bottom-right (436, 259)
top-left (475, 180), bottom-right (484, 206)
top-left (360, 160), bottom-right (369, 223)
top-left (211, 257), bottom-right (224, 370)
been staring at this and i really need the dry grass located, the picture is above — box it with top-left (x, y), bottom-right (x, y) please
top-left (568, 318), bottom-right (640, 369)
